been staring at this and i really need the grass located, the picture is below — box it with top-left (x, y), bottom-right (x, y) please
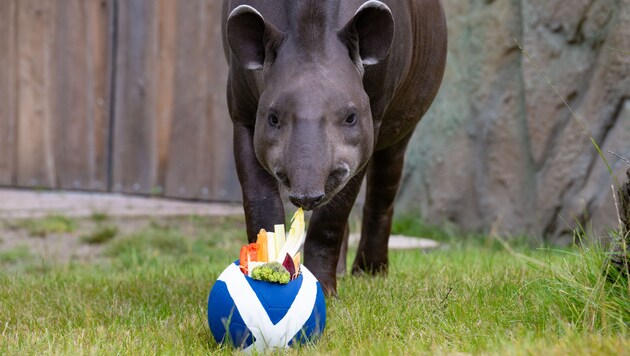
top-left (11, 214), bottom-right (76, 237)
top-left (0, 245), bottom-right (32, 265)
top-left (89, 211), bottom-right (110, 223)
top-left (0, 215), bottom-right (627, 355)
top-left (81, 225), bottom-right (119, 245)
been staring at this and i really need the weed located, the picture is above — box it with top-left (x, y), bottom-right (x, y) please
top-left (81, 225), bottom-right (118, 245)
top-left (14, 215), bottom-right (76, 237)
top-left (89, 211), bottom-right (109, 223)
top-left (496, 227), bottom-right (630, 335)
top-left (0, 246), bottom-right (31, 265)
top-left (391, 214), bottom-right (458, 241)
top-left (105, 228), bottom-right (189, 261)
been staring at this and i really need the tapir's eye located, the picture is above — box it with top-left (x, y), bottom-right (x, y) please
top-left (268, 113), bottom-right (280, 127)
top-left (345, 113), bottom-right (357, 126)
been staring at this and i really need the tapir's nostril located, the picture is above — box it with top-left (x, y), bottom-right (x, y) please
top-left (289, 192), bottom-right (325, 211)
top-left (275, 170), bottom-right (291, 188)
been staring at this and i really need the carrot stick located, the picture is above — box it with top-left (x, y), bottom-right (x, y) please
top-left (256, 229), bottom-right (268, 262)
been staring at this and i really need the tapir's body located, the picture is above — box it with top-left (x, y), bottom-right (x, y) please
top-left (222, 0), bottom-right (447, 295)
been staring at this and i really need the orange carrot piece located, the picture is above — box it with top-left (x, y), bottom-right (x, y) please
top-left (256, 229), bottom-right (268, 262)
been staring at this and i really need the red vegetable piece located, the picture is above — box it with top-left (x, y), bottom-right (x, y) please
top-left (239, 245), bottom-right (249, 274)
top-left (282, 253), bottom-right (296, 280)
top-left (239, 243), bottom-right (260, 275)
top-left (247, 243), bottom-right (259, 263)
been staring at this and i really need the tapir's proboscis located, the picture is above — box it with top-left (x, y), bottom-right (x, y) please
top-left (222, 0), bottom-right (447, 295)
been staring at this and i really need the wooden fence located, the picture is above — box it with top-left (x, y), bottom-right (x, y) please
top-left (0, 0), bottom-right (241, 202)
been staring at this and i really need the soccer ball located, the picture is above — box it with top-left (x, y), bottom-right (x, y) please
top-left (208, 261), bottom-right (326, 351)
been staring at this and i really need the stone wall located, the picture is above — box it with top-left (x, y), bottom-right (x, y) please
top-left (397, 0), bottom-right (629, 242)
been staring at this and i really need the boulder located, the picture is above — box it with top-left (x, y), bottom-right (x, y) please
top-left (397, 0), bottom-right (630, 243)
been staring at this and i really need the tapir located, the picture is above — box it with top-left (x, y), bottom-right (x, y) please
top-left (222, 0), bottom-right (447, 295)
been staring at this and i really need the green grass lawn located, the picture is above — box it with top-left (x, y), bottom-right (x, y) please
top-left (0, 215), bottom-right (627, 355)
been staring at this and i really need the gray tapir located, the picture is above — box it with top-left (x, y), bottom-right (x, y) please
top-left (222, 0), bottom-right (447, 295)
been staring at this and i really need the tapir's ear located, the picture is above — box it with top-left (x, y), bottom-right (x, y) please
top-left (226, 5), bottom-right (284, 70)
top-left (339, 0), bottom-right (394, 66)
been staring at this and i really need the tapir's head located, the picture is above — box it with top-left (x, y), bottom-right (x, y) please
top-left (226, 1), bottom-right (394, 210)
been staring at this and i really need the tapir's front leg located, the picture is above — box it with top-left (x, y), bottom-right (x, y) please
top-left (233, 123), bottom-right (285, 242)
top-left (352, 133), bottom-right (413, 274)
top-left (304, 169), bottom-right (366, 296)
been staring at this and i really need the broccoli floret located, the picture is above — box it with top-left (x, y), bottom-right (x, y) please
top-left (251, 262), bottom-right (290, 284)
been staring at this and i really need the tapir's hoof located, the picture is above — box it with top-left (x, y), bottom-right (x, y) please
top-left (317, 276), bottom-right (338, 298)
top-left (351, 260), bottom-right (388, 276)
top-left (324, 287), bottom-right (338, 298)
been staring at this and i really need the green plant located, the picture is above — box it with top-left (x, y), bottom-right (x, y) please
top-left (391, 214), bottom-right (458, 241)
top-left (81, 225), bottom-right (119, 245)
top-left (0, 246), bottom-right (31, 265)
top-left (15, 215), bottom-right (76, 237)
top-left (89, 211), bottom-right (109, 223)
top-left (496, 228), bottom-right (629, 334)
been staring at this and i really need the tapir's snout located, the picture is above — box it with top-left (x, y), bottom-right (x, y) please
top-left (283, 163), bottom-right (351, 210)
top-left (288, 192), bottom-right (325, 211)
top-left (283, 164), bottom-right (328, 210)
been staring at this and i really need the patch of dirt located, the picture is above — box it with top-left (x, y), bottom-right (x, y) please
top-left (0, 189), bottom-right (441, 266)
top-left (0, 188), bottom-right (244, 265)
top-left (0, 217), bottom-right (152, 264)
top-left (0, 188), bottom-right (242, 219)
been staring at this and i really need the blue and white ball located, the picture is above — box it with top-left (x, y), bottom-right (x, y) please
top-left (208, 261), bottom-right (326, 351)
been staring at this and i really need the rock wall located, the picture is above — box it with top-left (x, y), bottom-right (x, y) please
top-left (397, 0), bottom-right (629, 242)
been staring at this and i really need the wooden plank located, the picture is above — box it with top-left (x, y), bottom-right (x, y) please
top-left (85, 0), bottom-right (112, 191)
top-left (164, 0), bottom-right (239, 201)
top-left (163, 0), bottom-right (211, 200)
top-left (154, 0), bottom-right (177, 194)
top-left (51, 0), bottom-right (110, 191)
top-left (206, 1), bottom-right (242, 201)
top-left (205, 0), bottom-right (240, 201)
top-left (15, 0), bottom-right (56, 188)
top-left (0, 0), bottom-right (17, 185)
top-left (110, 0), bottom-right (158, 194)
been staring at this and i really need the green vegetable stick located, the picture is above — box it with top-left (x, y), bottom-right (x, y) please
top-left (274, 224), bottom-right (286, 259)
